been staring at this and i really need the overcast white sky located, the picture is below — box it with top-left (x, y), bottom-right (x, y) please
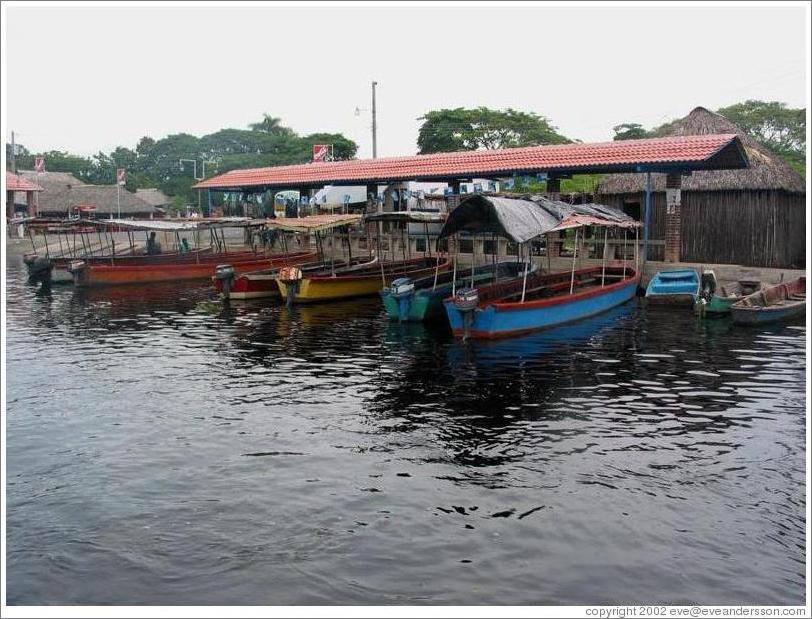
top-left (4, 3), bottom-right (809, 159)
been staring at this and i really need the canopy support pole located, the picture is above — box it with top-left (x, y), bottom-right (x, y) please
top-left (601, 227), bottom-right (608, 286)
top-left (643, 170), bottom-right (651, 270)
top-left (569, 228), bottom-right (579, 295)
top-left (452, 241), bottom-right (458, 296)
top-left (546, 236), bottom-right (551, 274)
top-left (521, 244), bottom-right (530, 303)
top-left (470, 235), bottom-right (476, 288)
top-left (623, 230), bottom-right (628, 280)
top-left (634, 226), bottom-right (639, 273)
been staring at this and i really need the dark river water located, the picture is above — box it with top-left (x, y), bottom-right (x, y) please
top-left (5, 261), bottom-right (806, 605)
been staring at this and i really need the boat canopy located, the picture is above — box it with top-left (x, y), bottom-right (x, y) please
top-left (263, 213), bottom-right (362, 233)
top-left (362, 211), bottom-right (446, 224)
top-left (437, 195), bottom-right (640, 243)
top-left (88, 217), bottom-right (264, 231)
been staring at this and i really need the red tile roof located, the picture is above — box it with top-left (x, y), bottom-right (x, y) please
top-left (6, 171), bottom-right (43, 192)
top-left (195, 134), bottom-right (747, 191)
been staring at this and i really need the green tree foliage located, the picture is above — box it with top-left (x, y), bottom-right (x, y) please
top-left (6, 115), bottom-right (358, 204)
top-left (612, 123), bottom-right (648, 141)
top-left (417, 107), bottom-right (570, 154)
top-left (716, 100), bottom-right (805, 175)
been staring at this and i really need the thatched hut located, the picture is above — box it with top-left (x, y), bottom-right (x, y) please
top-left (597, 107), bottom-right (805, 268)
top-left (16, 170), bottom-right (161, 219)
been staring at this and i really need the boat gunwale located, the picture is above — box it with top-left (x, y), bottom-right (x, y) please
top-left (301, 257), bottom-right (451, 282)
top-left (489, 269), bottom-right (640, 312)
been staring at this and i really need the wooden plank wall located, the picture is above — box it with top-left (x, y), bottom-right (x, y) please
top-left (597, 190), bottom-right (805, 268)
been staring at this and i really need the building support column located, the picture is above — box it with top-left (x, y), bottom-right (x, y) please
top-left (6, 190), bottom-right (14, 219)
top-left (26, 190), bottom-right (36, 217)
top-left (664, 173), bottom-right (682, 263)
top-left (546, 177), bottom-right (561, 201)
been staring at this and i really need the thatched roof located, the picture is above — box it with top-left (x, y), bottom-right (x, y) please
top-left (598, 107), bottom-right (805, 195)
top-left (15, 170), bottom-right (159, 216)
top-left (136, 188), bottom-right (170, 207)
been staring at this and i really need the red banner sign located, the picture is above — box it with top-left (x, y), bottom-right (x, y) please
top-left (34, 157), bottom-right (45, 173)
top-left (312, 144), bottom-right (329, 162)
top-left (116, 168), bottom-right (127, 185)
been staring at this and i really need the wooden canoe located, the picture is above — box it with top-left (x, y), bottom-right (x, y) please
top-left (731, 277), bottom-right (805, 325)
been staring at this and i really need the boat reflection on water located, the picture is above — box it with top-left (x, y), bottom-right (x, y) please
top-left (447, 299), bottom-right (639, 370)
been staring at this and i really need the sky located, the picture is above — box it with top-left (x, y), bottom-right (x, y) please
top-left (4, 2), bottom-right (809, 159)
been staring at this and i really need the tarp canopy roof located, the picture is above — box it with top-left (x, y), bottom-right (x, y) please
top-left (85, 217), bottom-right (263, 231)
top-left (263, 213), bottom-right (361, 233)
top-left (438, 195), bottom-right (640, 243)
top-left (362, 210), bottom-right (446, 224)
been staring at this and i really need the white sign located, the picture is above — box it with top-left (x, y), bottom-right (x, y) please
top-left (34, 157), bottom-right (45, 173)
top-left (666, 188), bottom-right (681, 215)
top-left (117, 168), bottom-right (127, 185)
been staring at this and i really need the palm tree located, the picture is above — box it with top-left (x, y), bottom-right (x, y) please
top-left (249, 114), bottom-right (292, 136)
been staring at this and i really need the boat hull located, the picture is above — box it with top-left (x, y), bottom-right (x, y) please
top-left (278, 259), bottom-right (450, 304)
top-left (215, 253), bottom-right (320, 300)
top-left (731, 303), bottom-right (805, 324)
top-left (731, 277), bottom-right (805, 325)
top-left (71, 253), bottom-right (311, 287)
top-left (645, 269), bottom-right (699, 306)
top-left (445, 275), bottom-right (639, 339)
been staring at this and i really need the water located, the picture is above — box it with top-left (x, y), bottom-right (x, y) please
top-left (5, 261), bottom-right (806, 605)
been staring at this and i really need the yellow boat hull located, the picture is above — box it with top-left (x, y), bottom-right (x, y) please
top-left (277, 275), bottom-right (387, 303)
top-left (276, 259), bottom-right (451, 303)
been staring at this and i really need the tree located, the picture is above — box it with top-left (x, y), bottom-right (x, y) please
top-left (249, 113), bottom-right (295, 138)
top-left (612, 123), bottom-right (649, 141)
top-left (417, 107), bottom-right (570, 154)
top-left (717, 100), bottom-right (805, 175)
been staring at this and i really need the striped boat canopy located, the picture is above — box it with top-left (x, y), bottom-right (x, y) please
top-left (263, 213), bottom-right (362, 233)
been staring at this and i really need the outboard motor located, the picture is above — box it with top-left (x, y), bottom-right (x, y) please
top-left (214, 264), bottom-right (236, 299)
top-left (453, 287), bottom-right (479, 340)
top-left (279, 266), bottom-right (303, 306)
top-left (387, 277), bottom-right (415, 322)
top-left (66, 259), bottom-right (86, 284)
top-left (700, 269), bottom-right (717, 301)
top-left (23, 252), bottom-right (53, 282)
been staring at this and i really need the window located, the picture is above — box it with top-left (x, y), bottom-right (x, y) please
top-left (506, 242), bottom-right (519, 256)
top-left (483, 239), bottom-right (498, 255)
top-left (415, 238), bottom-right (427, 253)
top-left (458, 239), bottom-right (473, 254)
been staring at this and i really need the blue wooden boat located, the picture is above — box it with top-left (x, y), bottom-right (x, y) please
top-left (444, 266), bottom-right (640, 339)
top-left (645, 269), bottom-right (699, 306)
top-left (731, 277), bottom-right (805, 325)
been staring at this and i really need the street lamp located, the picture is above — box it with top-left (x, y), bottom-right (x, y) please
top-left (179, 159), bottom-right (216, 215)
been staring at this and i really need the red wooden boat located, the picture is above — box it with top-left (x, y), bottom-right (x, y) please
top-left (69, 250), bottom-right (315, 287)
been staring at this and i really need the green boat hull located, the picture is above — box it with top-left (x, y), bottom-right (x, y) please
top-left (696, 294), bottom-right (739, 316)
top-left (382, 289), bottom-right (445, 322)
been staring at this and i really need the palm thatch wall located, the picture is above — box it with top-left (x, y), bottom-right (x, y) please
top-left (597, 107), bottom-right (805, 268)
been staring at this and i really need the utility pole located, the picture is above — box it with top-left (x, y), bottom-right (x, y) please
top-left (10, 131), bottom-right (16, 173)
top-left (371, 81), bottom-right (378, 159)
